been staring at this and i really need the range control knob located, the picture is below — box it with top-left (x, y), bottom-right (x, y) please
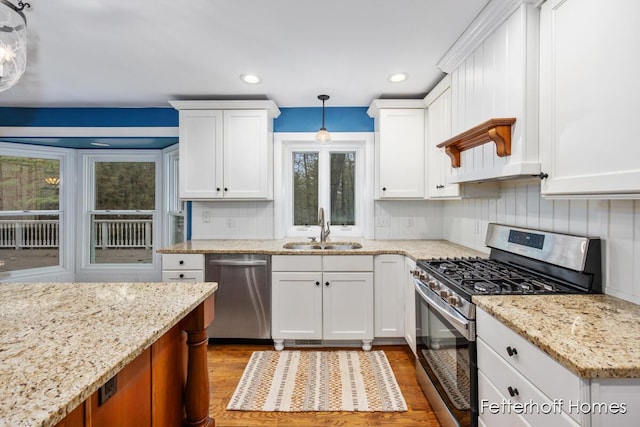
top-left (428, 280), bottom-right (439, 291)
top-left (447, 295), bottom-right (461, 307)
top-left (439, 289), bottom-right (450, 299)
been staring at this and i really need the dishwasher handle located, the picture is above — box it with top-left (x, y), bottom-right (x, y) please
top-left (207, 259), bottom-right (267, 267)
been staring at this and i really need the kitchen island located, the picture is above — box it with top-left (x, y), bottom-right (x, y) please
top-left (0, 281), bottom-right (218, 427)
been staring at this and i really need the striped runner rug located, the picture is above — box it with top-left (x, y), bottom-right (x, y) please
top-left (226, 350), bottom-right (408, 412)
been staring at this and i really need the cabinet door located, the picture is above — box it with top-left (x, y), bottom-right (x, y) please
top-left (322, 272), bottom-right (373, 340)
top-left (178, 110), bottom-right (223, 199)
top-left (404, 257), bottom-right (417, 356)
top-left (426, 83), bottom-right (460, 198)
top-left (222, 110), bottom-right (271, 199)
top-left (272, 272), bottom-right (322, 340)
top-left (373, 255), bottom-right (405, 338)
top-left (377, 109), bottom-right (425, 198)
top-left (540, 0), bottom-right (640, 197)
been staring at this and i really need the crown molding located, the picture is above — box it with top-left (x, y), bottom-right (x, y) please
top-left (437, 0), bottom-right (537, 73)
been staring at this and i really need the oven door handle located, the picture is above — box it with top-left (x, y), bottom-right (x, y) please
top-left (415, 280), bottom-right (475, 341)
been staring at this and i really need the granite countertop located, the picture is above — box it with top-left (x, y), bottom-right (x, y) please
top-left (157, 238), bottom-right (488, 260)
top-left (474, 294), bottom-right (640, 379)
top-left (0, 281), bottom-right (218, 427)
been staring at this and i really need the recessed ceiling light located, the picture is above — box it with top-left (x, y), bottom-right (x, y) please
top-left (240, 73), bottom-right (261, 84)
top-left (388, 73), bottom-right (409, 83)
top-left (91, 142), bottom-right (111, 147)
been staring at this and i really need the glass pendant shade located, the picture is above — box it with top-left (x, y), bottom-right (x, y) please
top-left (315, 127), bottom-right (330, 142)
top-left (0, 0), bottom-right (28, 92)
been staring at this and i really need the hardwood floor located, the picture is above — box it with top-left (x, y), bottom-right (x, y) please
top-left (207, 344), bottom-right (442, 427)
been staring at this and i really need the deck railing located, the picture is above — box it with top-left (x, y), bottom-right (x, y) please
top-left (0, 219), bottom-right (153, 249)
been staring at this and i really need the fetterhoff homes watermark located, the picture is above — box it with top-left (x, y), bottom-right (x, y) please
top-left (480, 399), bottom-right (628, 416)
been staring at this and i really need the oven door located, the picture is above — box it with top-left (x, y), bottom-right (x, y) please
top-left (415, 279), bottom-right (477, 427)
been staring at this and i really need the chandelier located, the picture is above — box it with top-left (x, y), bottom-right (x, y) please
top-left (0, 0), bottom-right (29, 92)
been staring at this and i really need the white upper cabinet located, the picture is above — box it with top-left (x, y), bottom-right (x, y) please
top-left (368, 100), bottom-right (426, 199)
top-left (437, 1), bottom-right (541, 184)
top-left (424, 75), bottom-right (460, 198)
top-left (539, 0), bottom-right (640, 198)
top-left (169, 100), bottom-right (280, 200)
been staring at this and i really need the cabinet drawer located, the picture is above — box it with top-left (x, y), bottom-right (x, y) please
top-left (478, 370), bottom-right (532, 427)
top-left (162, 270), bottom-right (204, 282)
top-left (272, 255), bottom-right (322, 272)
top-left (478, 339), bottom-right (579, 427)
top-left (323, 255), bottom-right (373, 272)
top-left (477, 308), bottom-right (584, 423)
top-left (162, 254), bottom-right (204, 270)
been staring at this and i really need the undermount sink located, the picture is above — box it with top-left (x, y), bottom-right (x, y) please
top-left (283, 242), bottom-right (363, 250)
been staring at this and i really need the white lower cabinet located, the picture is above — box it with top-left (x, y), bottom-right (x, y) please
top-left (161, 254), bottom-right (205, 282)
top-left (477, 307), bottom-right (586, 426)
top-left (404, 257), bottom-right (416, 356)
top-left (271, 255), bottom-right (373, 351)
top-left (373, 254), bottom-right (405, 338)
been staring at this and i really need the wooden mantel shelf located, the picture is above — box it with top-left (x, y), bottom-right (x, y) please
top-left (437, 118), bottom-right (516, 168)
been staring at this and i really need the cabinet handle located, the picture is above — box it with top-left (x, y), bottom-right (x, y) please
top-left (179, 273), bottom-right (184, 279)
top-left (535, 172), bottom-right (549, 180)
top-left (506, 346), bottom-right (518, 357)
top-left (507, 386), bottom-right (519, 397)
top-left (179, 260), bottom-right (184, 265)
top-left (315, 281), bottom-right (320, 286)
top-left (325, 281), bottom-right (330, 287)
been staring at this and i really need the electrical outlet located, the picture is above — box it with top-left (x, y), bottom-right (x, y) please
top-left (375, 216), bottom-right (391, 227)
top-left (407, 217), bottom-right (414, 228)
top-left (202, 211), bottom-right (211, 223)
top-left (226, 217), bottom-right (238, 227)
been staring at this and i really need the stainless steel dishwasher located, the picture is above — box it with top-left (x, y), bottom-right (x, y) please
top-left (205, 254), bottom-right (271, 341)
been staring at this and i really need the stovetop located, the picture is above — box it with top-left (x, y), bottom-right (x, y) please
top-left (416, 257), bottom-right (581, 298)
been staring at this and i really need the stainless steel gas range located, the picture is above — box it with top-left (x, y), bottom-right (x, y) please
top-left (412, 223), bottom-right (602, 427)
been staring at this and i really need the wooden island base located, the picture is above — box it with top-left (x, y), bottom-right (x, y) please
top-left (56, 295), bottom-right (215, 427)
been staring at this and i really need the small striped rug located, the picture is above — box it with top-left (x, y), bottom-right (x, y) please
top-left (226, 350), bottom-right (408, 412)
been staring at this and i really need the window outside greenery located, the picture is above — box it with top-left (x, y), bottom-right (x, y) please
top-left (91, 161), bottom-right (155, 264)
top-left (292, 150), bottom-right (355, 227)
top-left (293, 152), bottom-right (319, 226)
top-left (0, 155), bottom-right (60, 272)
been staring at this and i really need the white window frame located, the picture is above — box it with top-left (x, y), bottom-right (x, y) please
top-left (0, 141), bottom-right (76, 282)
top-left (76, 150), bottom-right (163, 280)
top-left (274, 132), bottom-right (374, 239)
top-left (162, 144), bottom-right (184, 246)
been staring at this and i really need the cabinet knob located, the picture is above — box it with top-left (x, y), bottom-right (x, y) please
top-left (179, 273), bottom-right (184, 279)
top-left (325, 281), bottom-right (330, 287)
top-left (224, 187), bottom-right (228, 192)
top-left (179, 260), bottom-right (184, 265)
top-left (382, 187), bottom-right (387, 191)
top-left (506, 346), bottom-right (518, 357)
top-left (216, 187), bottom-right (221, 192)
top-left (507, 386), bottom-right (519, 397)
top-left (315, 281), bottom-right (320, 286)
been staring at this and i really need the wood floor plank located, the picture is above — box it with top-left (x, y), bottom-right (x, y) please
top-left (207, 344), bottom-right (441, 427)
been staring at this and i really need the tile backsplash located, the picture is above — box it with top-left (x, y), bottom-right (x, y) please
top-left (189, 181), bottom-right (640, 305)
top-left (442, 180), bottom-right (640, 305)
top-left (191, 201), bottom-right (275, 239)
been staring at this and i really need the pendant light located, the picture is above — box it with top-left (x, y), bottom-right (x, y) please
top-left (316, 94), bottom-right (331, 142)
top-left (0, 0), bottom-right (29, 92)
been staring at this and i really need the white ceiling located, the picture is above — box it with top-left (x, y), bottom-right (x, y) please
top-left (0, 0), bottom-right (489, 108)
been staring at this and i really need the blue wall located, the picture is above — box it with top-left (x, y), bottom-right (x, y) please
top-left (0, 106), bottom-right (374, 132)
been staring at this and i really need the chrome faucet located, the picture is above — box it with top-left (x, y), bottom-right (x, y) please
top-left (318, 207), bottom-right (331, 242)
